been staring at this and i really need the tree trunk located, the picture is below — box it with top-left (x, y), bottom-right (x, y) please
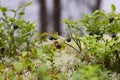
top-left (38, 0), bottom-right (47, 33)
top-left (53, 0), bottom-right (61, 35)
top-left (91, 0), bottom-right (101, 12)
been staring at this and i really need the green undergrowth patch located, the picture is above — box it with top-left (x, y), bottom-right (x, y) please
top-left (0, 2), bottom-right (120, 80)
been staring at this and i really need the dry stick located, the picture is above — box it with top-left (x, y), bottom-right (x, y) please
top-left (72, 38), bottom-right (82, 52)
top-left (65, 42), bottom-right (83, 59)
top-left (115, 50), bottom-right (120, 63)
top-left (65, 42), bottom-right (80, 53)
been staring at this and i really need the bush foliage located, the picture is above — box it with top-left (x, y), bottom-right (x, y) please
top-left (0, 2), bottom-right (120, 80)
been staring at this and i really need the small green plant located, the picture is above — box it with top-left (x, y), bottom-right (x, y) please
top-left (71, 65), bottom-right (110, 80)
top-left (0, 2), bottom-right (120, 80)
top-left (0, 2), bottom-right (36, 57)
top-left (63, 4), bottom-right (120, 73)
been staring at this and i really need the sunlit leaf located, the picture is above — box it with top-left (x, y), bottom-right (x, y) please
top-left (22, 51), bottom-right (27, 57)
top-left (111, 4), bottom-right (116, 12)
top-left (25, 2), bottom-right (32, 7)
top-left (0, 7), bottom-right (7, 13)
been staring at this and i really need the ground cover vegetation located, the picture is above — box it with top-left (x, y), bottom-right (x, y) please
top-left (0, 2), bottom-right (120, 80)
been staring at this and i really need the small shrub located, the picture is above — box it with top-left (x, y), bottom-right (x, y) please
top-left (0, 2), bottom-right (36, 57)
top-left (63, 4), bottom-right (120, 73)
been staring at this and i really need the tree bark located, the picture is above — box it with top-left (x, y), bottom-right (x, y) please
top-left (38, 0), bottom-right (47, 33)
top-left (53, 0), bottom-right (61, 35)
top-left (91, 0), bottom-right (101, 12)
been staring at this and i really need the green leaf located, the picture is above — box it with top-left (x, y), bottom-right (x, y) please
top-left (37, 49), bottom-right (43, 56)
top-left (9, 29), bottom-right (14, 36)
top-left (8, 70), bottom-right (15, 79)
top-left (25, 2), bottom-right (32, 7)
top-left (22, 51), bottom-right (27, 57)
top-left (0, 74), bottom-right (4, 80)
top-left (10, 9), bottom-right (16, 13)
top-left (19, 12), bottom-right (25, 16)
top-left (111, 4), bottom-right (116, 12)
top-left (9, 17), bottom-right (16, 22)
top-left (18, 5), bottom-right (23, 10)
top-left (0, 23), bottom-right (3, 27)
top-left (13, 62), bottom-right (23, 73)
top-left (0, 64), bottom-right (5, 70)
top-left (0, 7), bottom-right (7, 13)
top-left (38, 65), bottom-right (48, 73)
top-left (92, 10), bottom-right (99, 16)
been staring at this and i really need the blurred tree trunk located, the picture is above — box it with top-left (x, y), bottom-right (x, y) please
top-left (91, 0), bottom-right (101, 12)
top-left (53, 0), bottom-right (61, 35)
top-left (84, 0), bottom-right (101, 12)
top-left (38, 0), bottom-right (47, 33)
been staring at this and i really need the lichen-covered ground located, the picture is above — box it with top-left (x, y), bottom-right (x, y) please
top-left (0, 36), bottom-right (120, 80)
